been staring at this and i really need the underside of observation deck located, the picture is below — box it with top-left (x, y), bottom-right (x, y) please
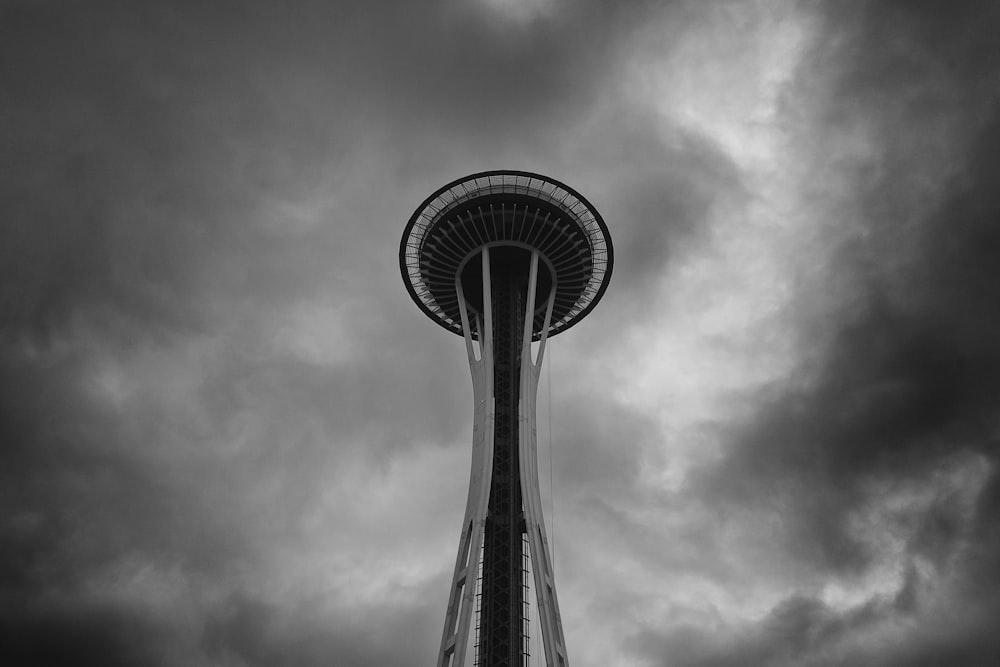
top-left (400, 171), bottom-right (613, 340)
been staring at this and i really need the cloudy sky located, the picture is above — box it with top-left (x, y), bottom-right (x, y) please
top-left (3, 1), bottom-right (1000, 665)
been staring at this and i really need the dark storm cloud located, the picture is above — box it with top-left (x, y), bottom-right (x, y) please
top-left (0, 600), bottom-right (166, 667)
top-left (635, 573), bottom-right (1000, 667)
top-left (592, 109), bottom-right (744, 300)
top-left (632, 592), bottom-right (876, 667)
top-left (711, 0), bottom-right (1000, 546)
top-left (642, 1), bottom-right (1000, 665)
top-left (0, 1), bottom-right (379, 345)
top-left (201, 590), bottom-right (442, 667)
top-left (10, 0), bottom-right (999, 664)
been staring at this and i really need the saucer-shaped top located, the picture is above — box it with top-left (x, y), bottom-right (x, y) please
top-left (400, 171), bottom-right (613, 340)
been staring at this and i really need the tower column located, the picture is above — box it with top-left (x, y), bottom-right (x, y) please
top-left (479, 250), bottom-right (529, 667)
top-left (439, 246), bottom-right (570, 667)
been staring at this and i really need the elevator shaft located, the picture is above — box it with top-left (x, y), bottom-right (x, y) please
top-left (479, 266), bottom-right (527, 667)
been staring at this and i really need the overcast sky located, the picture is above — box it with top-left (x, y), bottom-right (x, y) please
top-left (3, 1), bottom-right (1000, 666)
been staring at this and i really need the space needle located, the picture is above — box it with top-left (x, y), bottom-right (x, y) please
top-left (400, 171), bottom-right (613, 667)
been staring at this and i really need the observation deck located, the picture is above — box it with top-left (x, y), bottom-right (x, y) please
top-left (400, 170), bottom-right (614, 340)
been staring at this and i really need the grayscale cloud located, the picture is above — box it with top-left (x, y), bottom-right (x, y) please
top-left (2, 1), bottom-right (999, 665)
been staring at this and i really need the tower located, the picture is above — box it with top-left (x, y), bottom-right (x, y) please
top-left (400, 171), bottom-right (613, 667)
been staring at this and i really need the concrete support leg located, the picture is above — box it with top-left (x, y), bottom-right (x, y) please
top-left (519, 251), bottom-right (569, 667)
top-left (438, 248), bottom-right (495, 667)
